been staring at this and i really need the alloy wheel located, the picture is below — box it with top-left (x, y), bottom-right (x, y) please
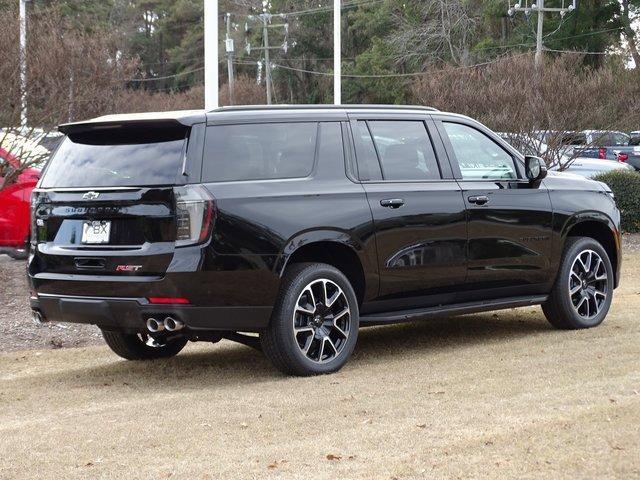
top-left (292, 278), bottom-right (351, 363)
top-left (568, 249), bottom-right (608, 320)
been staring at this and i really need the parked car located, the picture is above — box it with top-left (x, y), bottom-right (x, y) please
top-left (29, 106), bottom-right (621, 375)
top-left (577, 130), bottom-right (640, 165)
top-left (550, 157), bottom-right (635, 178)
top-left (0, 147), bottom-right (41, 259)
top-left (0, 131), bottom-right (61, 259)
top-left (531, 130), bottom-right (587, 157)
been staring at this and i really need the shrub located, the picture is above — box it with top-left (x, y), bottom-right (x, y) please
top-left (593, 171), bottom-right (640, 233)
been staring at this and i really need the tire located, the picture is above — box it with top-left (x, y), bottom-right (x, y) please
top-left (542, 236), bottom-right (614, 329)
top-left (7, 247), bottom-right (28, 260)
top-left (261, 263), bottom-right (359, 376)
top-left (101, 330), bottom-right (188, 360)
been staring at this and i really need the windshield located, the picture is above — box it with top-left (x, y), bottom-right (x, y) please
top-left (41, 127), bottom-right (187, 188)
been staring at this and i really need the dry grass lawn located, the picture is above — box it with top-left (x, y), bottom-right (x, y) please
top-left (1, 254), bottom-right (640, 479)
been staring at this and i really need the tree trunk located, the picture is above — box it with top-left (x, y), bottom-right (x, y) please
top-left (622, 0), bottom-right (640, 68)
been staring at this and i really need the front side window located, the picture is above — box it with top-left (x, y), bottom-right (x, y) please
top-left (203, 122), bottom-right (317, 182)
top-left (443, 122), bottom-right (517, 180)
top-left (368, 121), bottom-right (441, 181)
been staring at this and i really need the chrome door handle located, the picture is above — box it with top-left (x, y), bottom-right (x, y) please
top-left (380, 198), bottom-right (405, 209)
top-left (468, 195), bottom-right (489, 205)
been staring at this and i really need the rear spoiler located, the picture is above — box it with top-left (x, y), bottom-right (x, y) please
top-left (58, 110), bottom-right (206, 135)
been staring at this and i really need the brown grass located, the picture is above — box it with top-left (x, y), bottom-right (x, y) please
top-left (1, 255), bottom-right (640, 479)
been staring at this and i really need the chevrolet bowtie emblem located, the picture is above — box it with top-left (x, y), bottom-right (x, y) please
top-left (82, 191), bottom-right (100, 200)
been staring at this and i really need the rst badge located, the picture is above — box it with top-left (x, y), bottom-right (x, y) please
top-left (115, 265), bottom-right (143, 272)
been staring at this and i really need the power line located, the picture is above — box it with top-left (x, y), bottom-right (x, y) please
top-left (126, 66), bottom-right (204, 83)
top-left (272, 52), bottom-right (531, 78)
top-left (543, 48), bottom-right (613, 55)
top-left (280, 0), bottom-right (384, 17)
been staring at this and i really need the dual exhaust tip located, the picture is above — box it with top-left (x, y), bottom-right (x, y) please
top-left (146, 316), bottom-right (185, 333)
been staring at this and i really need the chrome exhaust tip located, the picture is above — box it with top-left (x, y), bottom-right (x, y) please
top-left (164, 316), bottom-right (184, 332)
top-left (32, 310), bottom-right (46, 325)
top-left (146, 317), bottom-right (164, 333)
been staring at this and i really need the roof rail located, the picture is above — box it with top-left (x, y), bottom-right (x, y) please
top-left (210, 104), bottom-right (438, 113)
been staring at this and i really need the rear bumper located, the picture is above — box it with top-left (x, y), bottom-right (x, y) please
top-left (30, 294), bottom-right (272, 333)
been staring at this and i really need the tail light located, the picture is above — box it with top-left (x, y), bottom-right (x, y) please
top-left (617, 153), bottom-right (629, 163)
top-left (174, 185), bottom-right (215, 247)
top-left (30, 191), bottom-right (38, 246)
top-left (598, 148), bottom-right (607, 159)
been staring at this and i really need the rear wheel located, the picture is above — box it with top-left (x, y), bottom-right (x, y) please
top-left (261, 263), bottom-right (359, 376)
top-left (101, 330), bottom-right (188, 360)
top-left (542, 236), bottom-right (614, 329)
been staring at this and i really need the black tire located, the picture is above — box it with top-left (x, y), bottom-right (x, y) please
top-left (542, 236), bottom-right (614, 329)
top-left (261, 263), bottom-right (359, 376)
top-left (101, 330), bottom-right (188, 360)
top-left (7, 248), bottom-right (28, 260)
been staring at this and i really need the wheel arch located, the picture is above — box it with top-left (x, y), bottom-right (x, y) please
top-left (277, 231), bottom-right (374, 305)
top-left (561, 214), bottom-right (621, 287)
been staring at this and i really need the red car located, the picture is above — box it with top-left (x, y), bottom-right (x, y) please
top-left (0, 146), bottom-right (41, 259)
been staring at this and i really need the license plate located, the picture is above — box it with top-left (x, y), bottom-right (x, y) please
top-left (81, 220), bottom-right (111, 244)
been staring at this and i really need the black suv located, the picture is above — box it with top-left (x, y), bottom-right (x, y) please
top-left (29, 106), bottom-right (621, 376)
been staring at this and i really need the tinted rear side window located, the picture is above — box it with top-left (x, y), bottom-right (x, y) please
top-left (41, 126), bottom-right (187, 188)
top-left (203, 123), bottom-right (318, 182)
top-left (368, 121), bottom-right (441, 181)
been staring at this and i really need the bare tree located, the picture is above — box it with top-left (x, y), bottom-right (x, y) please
top-left (411, 53), bottom-right (640, 170)
top-left (388, 0), bottom-right (479, 67)
top-left (0, 6), bottom-right (137, 192)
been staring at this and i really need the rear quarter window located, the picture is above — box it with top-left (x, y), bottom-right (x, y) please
top-left (202, 122), bottom-right (318, 182)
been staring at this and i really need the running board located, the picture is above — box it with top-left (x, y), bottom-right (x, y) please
top-left (359, 295), bottom-right (548, 326)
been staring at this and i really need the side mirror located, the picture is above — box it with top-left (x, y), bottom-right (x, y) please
top-left (525, 155), bottom-right (547, 184)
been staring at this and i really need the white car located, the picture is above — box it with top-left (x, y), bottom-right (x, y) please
top-left (552, 157), bottom-right (634, 178)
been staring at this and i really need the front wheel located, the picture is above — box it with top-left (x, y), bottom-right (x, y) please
top-left (543, 236), bottom-right (614, 329)
top-left (101, 330), bottom-right (188, 360)
top-left (261, 263), bottom-right (359, 376)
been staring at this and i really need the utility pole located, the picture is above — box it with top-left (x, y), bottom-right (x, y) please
top-left (262, 15), bottom-right (272, 105)
top-left (333, 0), bottom-right (341, 105)
top-left (225, 13), bottom-right (235, 105)
top-left (245, 13), bottom-right (289, 105)
top-left (535, 0), bottom-right (544, 68)
top-left (508, 1), bottom-right (576, 68)
top-left (204, 0), bottom-right (218, 110)
top-left (19, 0), bottom-right (27, 128)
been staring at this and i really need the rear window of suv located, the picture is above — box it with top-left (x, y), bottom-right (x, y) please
top-left (203, 122), bottom-right (318, 182)
top-left (40, 126), bottom-right (187, 188)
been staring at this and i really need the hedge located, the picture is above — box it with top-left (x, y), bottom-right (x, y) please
top-left (593, 170), bottom-right (640, 233)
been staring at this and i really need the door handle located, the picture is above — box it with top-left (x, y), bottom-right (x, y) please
top-left (468, 195), bottom-right (489, 205)
top-left (380, 198), bottom-right (405, 209)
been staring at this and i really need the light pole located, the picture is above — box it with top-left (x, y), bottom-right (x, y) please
top-left (204, 0), bottom-right (218, 110)
top-left (19, 0), bottom-right (27, 128)
top-left (334, 0), bottom-right (341, 105)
